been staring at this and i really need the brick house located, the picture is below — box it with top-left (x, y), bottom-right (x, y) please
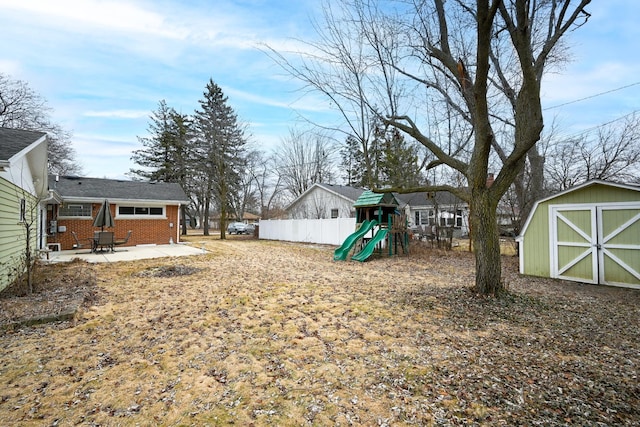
top-left (46, 175), bottom-right (190, 250)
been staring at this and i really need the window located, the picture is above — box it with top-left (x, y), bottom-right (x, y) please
top-left (19, 198), bottom-right (26, 222)
top-left (59, 203), bottom-right (92, 217)
top-left (440, 211), bottom-right (456, 227)
top-left (330, 208), bottom-right (339, 219)
top-left (117, 205), bottom-right (164, 217)
top-left (428, 210), bottom-right (435, 225)
top-left (456, 209), bottom-right (463, 227)
top-left (415, 210), bottom-right (434, 226)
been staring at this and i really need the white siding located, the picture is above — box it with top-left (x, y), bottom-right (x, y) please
top-left (287, 187), bottom-right (356, 219)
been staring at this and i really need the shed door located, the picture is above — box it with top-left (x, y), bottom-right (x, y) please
top-left (551, 204), bottom-right (640, 288)
top-left (597, 206), bottom-right (640, 287)
top-left (551, 207), bottom-right (598, 284)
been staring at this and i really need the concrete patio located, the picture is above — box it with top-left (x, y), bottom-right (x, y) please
top-left (43, 243), bottom-right (207, 263)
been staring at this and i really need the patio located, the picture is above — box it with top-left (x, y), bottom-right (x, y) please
top-left (44, 243), bottom-right (207, 263)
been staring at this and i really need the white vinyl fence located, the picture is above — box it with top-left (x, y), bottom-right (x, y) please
top-left (259, 218), bottom-right (357, 246)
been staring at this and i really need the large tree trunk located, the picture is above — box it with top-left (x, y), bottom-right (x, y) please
top-left (203, 195), bottom-right (211, 236)
top-left (471, 189), bottom-right (503, 296)
top-left (219, 185), bottom-right (227, 240)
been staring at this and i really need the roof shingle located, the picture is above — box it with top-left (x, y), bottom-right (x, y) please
top-left (0, 127), bottom-right (47, 161)
top-left (51, 175), bottom-right (189, 203)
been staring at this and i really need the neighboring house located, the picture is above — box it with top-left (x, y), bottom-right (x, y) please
top-left (286, 183), bottom-right (365, 219)
top-left (0, 128), bottom-right (48, 291)
top-left (395, 191), bottom-right (470, 237)
top-left (285, 183), bottom-right (471, 236)
top-left (47, 176), bottom-right (190, 250)
top-left (517, 180), bottom-right (640, 289)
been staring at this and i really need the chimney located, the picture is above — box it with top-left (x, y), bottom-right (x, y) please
top-left (486, 173), bottom-right (494, 187)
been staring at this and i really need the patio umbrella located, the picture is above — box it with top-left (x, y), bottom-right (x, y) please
top-left (93, 199), bottom-right (115, 231)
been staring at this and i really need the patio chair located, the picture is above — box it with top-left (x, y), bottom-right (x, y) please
top-left (113, 230), bottom-right (132, 248)
top-left (95, 231), bottom-right (115, 253)
top-left (71, 231), bottom-right (93, 253)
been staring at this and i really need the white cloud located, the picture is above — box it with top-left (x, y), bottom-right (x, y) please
top-left (0, 0), bottom-right (185, 39)
top-left (83, 110), bottom-right (149, 119)
top-left (0, 59), bottom-right (21, 76)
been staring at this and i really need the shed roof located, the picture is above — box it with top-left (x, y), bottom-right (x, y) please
top-left (354, 190), bottom-right (399, 207)
top-left (518, 179), bottom-right (640, 239)
top-left (50, 175), bottom-right (190, 204)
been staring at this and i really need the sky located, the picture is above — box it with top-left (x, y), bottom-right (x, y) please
top-left (1, 0), bottom-right (639, 180)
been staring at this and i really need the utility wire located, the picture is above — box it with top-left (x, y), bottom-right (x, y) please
top-left (557, 109), bottom-right (639, 141)
top-left (544, 81), bottom-right (640, 111)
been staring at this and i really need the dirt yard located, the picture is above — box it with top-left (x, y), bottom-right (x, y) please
top-left (0, 236), bottom-right (638, 426)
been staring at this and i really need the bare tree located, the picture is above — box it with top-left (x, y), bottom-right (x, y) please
top-left (546, 113), bottom-right (640, 191)
top-left (248, 151), bottom-right (286, 219)
top-left (274, 127), bottom-right (336, 200)
top-left (270, 0), bottom-right (592, 295)
top-left (228, 149), bottom-right (261, 221)
top-left (0, 73), bottom-right (81, 175)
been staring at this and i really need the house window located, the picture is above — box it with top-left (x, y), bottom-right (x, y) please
top-left (59, 203), bottom-right (92, 217)
top-left (330, 208), bottom-right (339, 218)
top-left (118, 206), bottom-right (164, 217)
top-left (415, 210), bottom-right (435, 226)
top-left (427, 210), bottom-right (435, 225)
top-left (456, 209), bottom-right (463, 227)
top-left (19, 198), bottom-right (26, 222)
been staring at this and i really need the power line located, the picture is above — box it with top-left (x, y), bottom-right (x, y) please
top-left (544, 81), bottom-right (640, 111)
top-left (557, 109), bottom-right (639, 141)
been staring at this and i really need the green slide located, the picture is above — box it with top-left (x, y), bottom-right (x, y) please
top-left (351, 228), bottom-right (389, 262)
top-left (333, 220), bottom-right (378, 261)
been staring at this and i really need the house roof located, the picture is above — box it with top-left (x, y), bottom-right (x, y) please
top-left (50, 175), bottom-right (190, 204)
top-left (319, 183), bottom-right (366, 201)
top-left (285, 183), bottom-right (366, 212)
top-left (0, 127), bottom-right (47, 163)
top-left (395, 191), bottom-right (466, 208)
top-left (285, 182), bottom-right (469, 212)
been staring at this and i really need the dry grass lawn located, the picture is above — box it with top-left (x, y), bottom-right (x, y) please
top-left (1, 236), bottom-right (638, 426)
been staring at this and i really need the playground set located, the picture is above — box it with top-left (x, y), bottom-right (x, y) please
top-left (334, 190), bottom-right (409, 262)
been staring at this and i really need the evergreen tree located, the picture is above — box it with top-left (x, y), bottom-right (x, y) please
top-left (375, 125), bottom-right (423, 188)
top-left (193, 79), bottom-right (247, 238)
top-left (131, 100), bottom-right (194, 235)
top-left (131, 100), bottom-right (188, 182)
top-left (340, 135), bottom-right (365, 187)
top-left (340, 122), bottom-right (423, 189)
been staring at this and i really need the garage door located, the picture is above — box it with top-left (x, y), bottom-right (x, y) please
top-left (550, 203), bottom-right (640, 288)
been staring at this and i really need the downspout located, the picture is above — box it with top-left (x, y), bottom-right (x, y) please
top-left (175, 203), bottom-right (181, 243)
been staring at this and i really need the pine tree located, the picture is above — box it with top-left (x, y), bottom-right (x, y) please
top-left (193, 79), bottom-right (247, 238)
top-left (341, 123), bottom-right (423, 189)
top-left (375, 125), bottom-right (423, 188)
top-left (340, 135), bottom-right (365, 187)
top-left (131, 100), bottom-right (188, 182)
top-left (132, 100), bottom-right (194, 234)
